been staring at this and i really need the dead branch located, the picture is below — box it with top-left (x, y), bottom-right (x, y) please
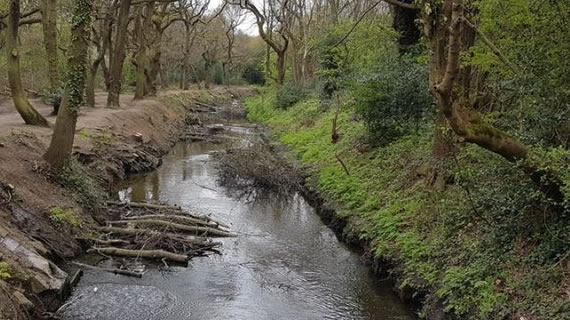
top-left (123, 214), bottom-right (221, 229)
top-left (72, 262), bottom-right (143, 278)
top-left (335, 153), bottom-right (350, 176)
top-left (87, 247), bottom-right (190, 263)
top-left (107, 201), bottom-right (182, 211)
top-left (109, 220), bottom-right (236, 237)
top-left (96, 226), bottom-right (221, 247)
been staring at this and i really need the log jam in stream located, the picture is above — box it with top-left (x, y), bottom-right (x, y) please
top-left (63, 124), bottom-right (417, 320)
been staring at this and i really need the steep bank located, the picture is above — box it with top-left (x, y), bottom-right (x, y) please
top-left (245, 89), bottom-right (570, 320)
top-left (0, 87), bottom-right (255, 318)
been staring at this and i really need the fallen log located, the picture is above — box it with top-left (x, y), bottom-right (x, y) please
top-left (72, 262), bottom-right (143, 278)
top-left (123, 214), bottom-right (220, 229)
top-left (107, 201), bottom-right (182, 211)
top-left (87, 247), bottom-right (189, 263)
top-left (95, 227), bottom-right (221, 248)
top-left (111, 220), bottom-right (236, 237)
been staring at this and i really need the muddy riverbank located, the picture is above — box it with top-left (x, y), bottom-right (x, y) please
top-left (0, 87), bottom-right (255, 318)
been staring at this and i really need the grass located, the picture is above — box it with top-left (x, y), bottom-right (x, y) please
top-left (245, 88), bottom-right (570, 320)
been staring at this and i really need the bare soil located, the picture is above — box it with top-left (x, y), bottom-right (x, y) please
top-left (0, 87), bottom-right (255, 319)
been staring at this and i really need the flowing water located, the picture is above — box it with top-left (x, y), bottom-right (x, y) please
top-left (64, 124), bottom-right (416, 320)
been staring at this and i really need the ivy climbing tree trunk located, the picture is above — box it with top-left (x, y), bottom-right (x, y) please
top-left (6, 0), bottom-right (50, 127)
top-left (44, 0), bottom-right (93, 170)
top-left (41, 0), bottom-right (60, 91)
top-left (106, 0), bottom-right (131, 107)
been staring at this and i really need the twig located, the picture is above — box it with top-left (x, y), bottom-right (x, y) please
top-left (335, 153), bottom-right (350, 176)
top-left (72, 262), bottom-right (143, 278)
top-left (463, 18), bottom-right (522, 75)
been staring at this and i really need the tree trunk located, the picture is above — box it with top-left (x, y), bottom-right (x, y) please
top-left (392, 0), bottom-right (420, 53)
top-left (85, 64), bottom-right (97, 107)
top-left (41, 0), bottom-right (60, 91)
top-left (424, 0), bottom-right (564, 202)
top-left (106, 0), bottom-right (131, 108)
top-left (204, 61), bottom-right (211, 89)
top-left (44, 0), bottom-right (92, 170)
top-left (276, 52), bottom-right (286, 85)
top-left (6, 0), bottom-right (50, 127)
top-left (134, 2), bottom-right (153, 100)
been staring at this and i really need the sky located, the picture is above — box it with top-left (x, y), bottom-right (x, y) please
top-left (208, 0), bottom-right (260, 36)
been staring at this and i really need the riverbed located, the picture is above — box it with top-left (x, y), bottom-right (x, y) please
top-left (63, 123), bottom-right (416, 320)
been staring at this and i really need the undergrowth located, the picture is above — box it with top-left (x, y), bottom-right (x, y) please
top-left (58, 159), bottom-right (106, 213)
top-left (47, 207), bottom-right (82, 228)
top-left (245, 88), bottom-right (570, 320)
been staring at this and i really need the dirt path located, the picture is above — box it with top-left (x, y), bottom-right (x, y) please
top-left (0, 92), bottom-right (140, 137)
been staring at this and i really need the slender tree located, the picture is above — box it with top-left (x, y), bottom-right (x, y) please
top-left (235, 0), bottom-right (291, 85)
top-left (106, 0), bottom-right (131, 107)
top-left (44, 0), bottom-right (93, 169)
top-left (41, 0), bottom-right (60, 91)
top-left (5, 0), bottom-right (50, 127)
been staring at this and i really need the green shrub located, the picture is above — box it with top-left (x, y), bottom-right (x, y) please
top-left (275, 83), bottom-right (307, 109)
top-left (350, 55), bottom-right (433, 145)
top-left (59, 159), bottom-right (106, 211)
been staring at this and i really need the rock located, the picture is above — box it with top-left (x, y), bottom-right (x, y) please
top-left (0, 237), bottom-right (67, 294)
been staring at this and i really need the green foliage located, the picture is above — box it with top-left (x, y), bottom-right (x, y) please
top-left (245, 86), bottom-right (570, 320)
top-left (469, 0), bottom-right (570, 147)
top-left (274, 83), bottom-right (307, 109)
top-left (350, 55), bottom-right (433, 144)
top-left (437, 266), bottom-right (506, 318)
top-left (58, 159), bottom-right (105, 211)
top-left (0, 262), bottom-right (11, 280)
top-left (242, 57), bottom-right (266, 85)
top-left (48, 207), bottom-right (82, 228)
top-left (213, 63), bottom-right (224, 85)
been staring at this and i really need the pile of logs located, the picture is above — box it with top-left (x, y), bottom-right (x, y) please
top-left (78, 201), bottom-right (234, 276)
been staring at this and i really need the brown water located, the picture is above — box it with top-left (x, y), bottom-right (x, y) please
top-left (64, 124), bottom-right (417, 320)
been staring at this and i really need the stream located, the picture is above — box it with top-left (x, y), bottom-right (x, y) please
top-left (63, 123), bottom-right (416, 320)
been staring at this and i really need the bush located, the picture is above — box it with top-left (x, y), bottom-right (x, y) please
top-left (58, 159), bottom-right (106, 212)
top-left (350, 55), bottom-right (433, 145)
top-left (275, 83), bottom-right (306, 109)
